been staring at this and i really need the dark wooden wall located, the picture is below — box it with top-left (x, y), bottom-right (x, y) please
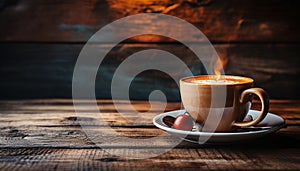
top-left (0, 0), bottom-right (299, 101)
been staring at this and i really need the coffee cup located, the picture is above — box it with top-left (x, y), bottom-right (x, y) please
top-left (180, 75), bottom-right (269, 132)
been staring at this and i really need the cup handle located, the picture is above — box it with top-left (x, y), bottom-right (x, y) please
top-left (232, 88), bottom-right (269, 127)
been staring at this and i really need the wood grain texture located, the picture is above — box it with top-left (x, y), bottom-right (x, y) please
top-left (0, 99), bottom-right (299, 170)
top-left (0, 0), bottom-right (299, 42)
top-left (0, 148), bottom-right (299, 170)
top-left (0, 43), bottom-right (299, 100)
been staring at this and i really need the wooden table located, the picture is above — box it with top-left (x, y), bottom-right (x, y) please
top-left (0, 99), bottom-right (299, 170)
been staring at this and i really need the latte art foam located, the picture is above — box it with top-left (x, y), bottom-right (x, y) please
top-left (181, 75), bottom-right (254, 86)
top-left (191, 79), bottom-right (237, 85)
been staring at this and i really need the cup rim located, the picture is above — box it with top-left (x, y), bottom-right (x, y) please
top-left (180, 75), bottom-right (254, 86)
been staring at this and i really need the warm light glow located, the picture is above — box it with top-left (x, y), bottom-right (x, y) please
top-left (214, 70), bottom-right (220, 80)
top-left (214, 59), bottom-right (222, 81)
top-left (210, 49), bottom-right (228, 81)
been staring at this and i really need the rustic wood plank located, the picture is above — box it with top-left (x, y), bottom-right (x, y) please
top-left (0, 99), bottom-right (299, 149)
top-left (0, 99), bottom-right (299, 126)
top-left (0, 0), bottom-right (299, 42)
top-left (0, 43), bottom-right (299, 100)
top-left (0, 124), bottom-right (299, 148)
top-left (0, 147), bottom-right (299, 170)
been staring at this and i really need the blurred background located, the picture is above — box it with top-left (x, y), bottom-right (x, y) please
top-left (0, 0), bottom-right (299, 101)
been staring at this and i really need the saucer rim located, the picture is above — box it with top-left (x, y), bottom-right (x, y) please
top-left (152, 109), bottom-right (285, 136)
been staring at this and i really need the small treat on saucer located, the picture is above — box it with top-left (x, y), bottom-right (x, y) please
top-left (162, 112), bottom-right (203, 132)
top-left (162, 116), bottom-right (176, 127)
top-left (173, 113), bottom-right (194, 131)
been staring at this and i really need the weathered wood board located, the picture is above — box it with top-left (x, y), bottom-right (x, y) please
top-left (0, 0), bottom-right (299, 42)
top-left (1, 43), bottom-right (299, 100)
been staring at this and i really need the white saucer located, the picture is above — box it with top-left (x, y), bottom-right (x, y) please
top-left (153, 110), bottom-right (285, 144)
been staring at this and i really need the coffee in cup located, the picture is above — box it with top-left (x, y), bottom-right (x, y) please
top-left (180, 75), bottom-right (269, 132)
